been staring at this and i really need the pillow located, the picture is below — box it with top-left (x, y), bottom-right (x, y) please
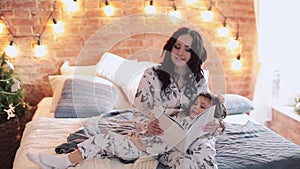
top-left (202, 70), bottom-right (210, 92)
top-left (49, 75), bottom-right (131, 114)
top-left (203, 70), bottom-right (209, 84)
top-left (54, 78), bottom-right (116, 118)
top-left (96, 52), bottom-right (157, 103)
top-left (96, 52), bottom-right (127, 80)
top-left (49, 75), bottom-right (72, 113)
top-left (114, 60), bottom-right (157, 103)
top-left (60, 61), bottom-right (97, 76)
top-left (222, 94), bottom-right (254, 115)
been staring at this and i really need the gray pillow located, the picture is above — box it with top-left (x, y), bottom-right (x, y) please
top-left (223, 94), bottom-right (254, 115)
top-left (54, 78), bottom-right (116, 118)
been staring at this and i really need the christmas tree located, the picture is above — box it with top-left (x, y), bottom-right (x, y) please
top-left (0, 53), bottom-right (27, 122)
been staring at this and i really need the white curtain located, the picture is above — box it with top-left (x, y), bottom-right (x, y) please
top-left (251, 0), bottom-right (300, 123)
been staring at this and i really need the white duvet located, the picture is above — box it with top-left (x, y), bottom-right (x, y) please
top-left (13, 117), bottom-right (158, 169)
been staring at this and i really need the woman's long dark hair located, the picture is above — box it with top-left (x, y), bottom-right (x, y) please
top-left (154, 27), bottom-right (207, 93)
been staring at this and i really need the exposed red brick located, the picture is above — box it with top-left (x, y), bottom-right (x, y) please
top-left (0, 0), bottom-right (257, 106)
top-left (16, 26), bottom-right (33, 35)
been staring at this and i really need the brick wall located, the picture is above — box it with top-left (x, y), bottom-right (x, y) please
top-left (0, 0), bottom-right (257, 106)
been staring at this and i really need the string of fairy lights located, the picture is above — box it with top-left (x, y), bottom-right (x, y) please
top-left (0, 0), bottom-right (242, 70)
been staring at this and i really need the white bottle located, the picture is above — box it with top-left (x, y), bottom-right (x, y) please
top-left (272, 69), bottom-right (280, 104)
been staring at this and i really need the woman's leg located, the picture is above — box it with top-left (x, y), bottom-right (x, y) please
top-left (78, 131), bottom-right (142, 161)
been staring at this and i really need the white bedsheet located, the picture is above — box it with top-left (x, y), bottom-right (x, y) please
top-left (13, 117), bottom-right (147, 169)
top-left (13, 97), bottom-right (255, 169)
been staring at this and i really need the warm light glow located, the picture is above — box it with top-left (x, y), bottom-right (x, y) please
top-left (228, 37), bottom-right (240, 51)
top-left (168, 10), bottom-right (181, 19)
top-left (201, 10), bottom-right (214, 22)
top-left (186, 0), bottom-right (199, 4)
top-left (35, 45), bottom-right (47, 57)
top-left (62, 0), bottom-right (79, 13)
top-left (0, 24), bottom-right (4, 33)
top-left (218, 26), bottom-right (230, 37)
top-left (145, 5), bottom-right (156, 14)
top-left (104, 5), bottom-right (115, 16)
top-left (232, 58), bottom-right (242, 70)
top-left (53, 21), bottom-right (64, 34)
top-left (5, 45), bottom-right (18, 58)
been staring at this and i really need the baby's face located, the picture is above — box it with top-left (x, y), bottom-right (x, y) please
top-left (189, 96), bottom-right (211, 119)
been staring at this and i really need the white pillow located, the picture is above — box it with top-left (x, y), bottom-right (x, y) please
top-left (115, 60), bottom-right (157, 103)
top-left (203, 70), bottom-right (209, 84)
top-left (203, 70), bottom-right (210, 92)
top-left (48, 75), bottom-right (131, 113)
top-left (60, 61), bottom-right (97, 76)
top-left (96, 52), bottom-right (157, 103)
top-left (96, 52), bottom-right (126, 80)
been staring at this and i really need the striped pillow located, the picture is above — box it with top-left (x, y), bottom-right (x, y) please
top-left (54, 78), bottom-right (116, 118)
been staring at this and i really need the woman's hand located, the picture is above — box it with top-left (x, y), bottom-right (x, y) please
top-left (202, 118), bottom-right (220, 134)
top-left (147, 113), bottom-right (164, 135)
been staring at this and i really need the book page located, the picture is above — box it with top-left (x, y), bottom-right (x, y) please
top-left (155, 105), bottom-right (216, 153)
top-left (154, 112), bottom-right (186, 150)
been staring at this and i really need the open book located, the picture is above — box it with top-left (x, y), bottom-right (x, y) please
top-left (154, 105), bottom-right (216, 153)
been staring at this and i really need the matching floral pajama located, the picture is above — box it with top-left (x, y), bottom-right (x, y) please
top-left (77, 67), bottom-right (218, 169)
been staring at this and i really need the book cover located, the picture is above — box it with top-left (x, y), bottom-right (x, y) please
top-left (154, 105), bottom-right (216, 153)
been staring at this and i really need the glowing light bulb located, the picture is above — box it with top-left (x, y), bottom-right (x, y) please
top-left (0, 24), bottom-right (4, 33)
top-left (104, 5), bottom-right (115, 16)
top-left (201, 10), bottom-right (213, 22)
top-left (145, 0), bottom-right (156, 14)
top-left (228, 37), bottom-right (240, 51)
top-left (53, 21), bottom-right (64, 34)
top-left (169, 10), bottom-right (181, 19)
top-left (63, 0), bottom-right (79, 13)
top-left (5, 43), bottom-right (18, 58)
top-left (35, 44), bottom-right (47, 57)
top-left (186, 0), bottom-right (199, 4)
top-left (218, 26), bottom-right (230, 37)
top-left (232, 57), bottom-right (242, 70)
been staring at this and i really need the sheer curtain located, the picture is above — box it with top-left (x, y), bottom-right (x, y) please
top-left (251, 0), bottom-right (300, 123)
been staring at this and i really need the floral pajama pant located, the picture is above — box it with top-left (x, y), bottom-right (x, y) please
top-left (77, 131), bottom-right (145, 161)
top-left (78, 131), bottom-right (217, 169)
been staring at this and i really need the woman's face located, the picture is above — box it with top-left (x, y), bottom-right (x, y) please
top-left (189, 95), bottom-right (211, 119)
top-left (171, 34), bottom-right (193, 67)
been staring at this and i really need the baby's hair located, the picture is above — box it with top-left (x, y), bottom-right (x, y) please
top-left (198, 92), bottom-right (213, 101)
top-left (198, 92), bottom-right (227, 119)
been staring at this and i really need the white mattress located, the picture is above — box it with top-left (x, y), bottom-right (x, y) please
top-left (13, 97), bottom-right (255, 169)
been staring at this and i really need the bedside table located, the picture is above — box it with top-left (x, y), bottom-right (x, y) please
top-left (269, 105), bottom-right (300, 146)
top-left (0, 106), bottom-right (36, 169)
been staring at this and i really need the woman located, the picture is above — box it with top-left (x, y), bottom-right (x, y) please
top-left (27, 27), bottom-right (225, 169)
top-left (132, 27), bottom-right (225, 168)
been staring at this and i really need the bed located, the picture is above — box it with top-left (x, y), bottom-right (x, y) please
top-left (13, 52), bottom-right (300, 169)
